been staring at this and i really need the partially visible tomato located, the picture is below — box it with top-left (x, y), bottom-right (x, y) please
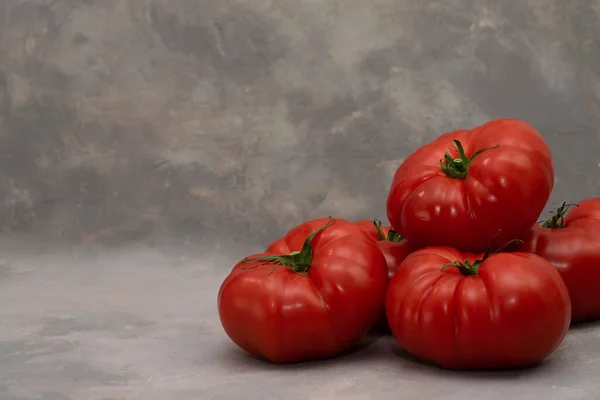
top-left (386, 118), bottom-right (554, 252)
top-left (386, 246), bottom-right (571, 369)
top-left (517, 199), bottom-right (600, 323)
top-left (354, 219), bottom-right (416, 331)
top-left (218, 218), bottom-right (388, 363)
top-left (354, 219), bottom-right (414, 280)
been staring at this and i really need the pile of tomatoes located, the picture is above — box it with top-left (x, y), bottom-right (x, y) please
top-left (217, 118), bottom-right (600, 369)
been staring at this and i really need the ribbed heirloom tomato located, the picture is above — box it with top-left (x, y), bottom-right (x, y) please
top-left (386, 246), bottom-right (571, 369)
top-left (218, 218), bottom-right (388, 363)
top-left (517, 199), bottom-right (600, 323)
top-left (386, 119), bottom-right (554, 252)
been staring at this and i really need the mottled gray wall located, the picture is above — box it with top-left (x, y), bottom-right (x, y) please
top-left (0, 0), bottom-right (599, 247)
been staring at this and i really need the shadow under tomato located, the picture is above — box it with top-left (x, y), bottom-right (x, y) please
top-left (221, 333), bottom-right (383, 370)
top-left (387, 340), bottom-right (556, 379)
top-left (569, 317), bottom-right (600, 331)
top-left (368, 320), bottom-right (392, 335)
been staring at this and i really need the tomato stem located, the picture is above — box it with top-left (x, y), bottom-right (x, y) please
top-left (494, 238), bottom-right (524, 253)
top-left (373, 220), bottom-right (386, 241)
top-left (441, 232), bottom-right (522, 276)
top-left (242, 218), bottom-right (335, 274)
top-left (441, 259), bottom-right (480, 276)
top-left (373, 220), bottom-right (404, 242)
top-left (387, 229), bottom-right (404, 243)
top-left (541, 202), bottom-right (579, 229)
top-left (440, 139), bottom-right (499, 179)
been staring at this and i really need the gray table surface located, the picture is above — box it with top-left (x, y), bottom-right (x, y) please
top-left (1, 237), bottom-right (599, 400)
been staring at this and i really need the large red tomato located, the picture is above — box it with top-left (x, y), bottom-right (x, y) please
top-left (517, 199), bottom-right (600, 323)
top-left (386, 247), bottom-right (571, 369)
top-left (218, 218), bottom-right (388, 363)
top-left (386, 118), bottom-right (554, 252)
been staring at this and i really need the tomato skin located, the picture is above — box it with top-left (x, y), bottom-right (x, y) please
top-left (386, 119), bottom-right (554, 252)
top-left (517, 198), bottom-right (600, 323)
top-left (385, 247), bottom-right (571, 369)
top-left (217, 218), bottom-right (388, 363)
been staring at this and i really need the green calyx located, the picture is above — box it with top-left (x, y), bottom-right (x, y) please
top-left (441, 258), bottom-right (482, 276)
top-left (373, 219), bottom-right (404, 242)
top-left (440, 140), bottom-right (499, 179)
top-left (242, 218), bottom-right (335, 274)
top-left (441, 231), bottom-right (523, 276)
top-left (541, 202), bottom-right (579, 229)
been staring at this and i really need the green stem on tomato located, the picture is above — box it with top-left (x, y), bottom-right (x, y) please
top-left (373, 220), bottom-right (387, 241)
top-left (440, 139), bottom-right (499, 179)
top-left (373, 220), bottom-right (404, 242)
top-left (241, 218), bottom-right (335, 274)
top-left (440, 231), bottom-right (523, 276)
top-left (441, 258), bottom-right (481, 276)
top-left (387, 229), bottom-right (404, 242)
top-left (541, 202), bottom-right (579, 229)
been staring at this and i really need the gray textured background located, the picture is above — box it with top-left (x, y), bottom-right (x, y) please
top-left (1, 1), bottom-right (600, 399)
top-left (1, 0), bottom-right (599, 246)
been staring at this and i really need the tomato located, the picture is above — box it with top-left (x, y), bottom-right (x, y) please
top-left (385, 246), bottom-right (571, 369)
top-left (355, 219), bottom-right (416, 331)
top-left (386, 118), bottom-right (554, 252)
top-left (217, 218), bottom-right (388, 363)
top-left (354, 219), bottom-right (414, 280)
top-left (517, 199), bottom-right (600, 323)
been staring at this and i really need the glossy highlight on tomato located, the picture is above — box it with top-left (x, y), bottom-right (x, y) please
top-left (386, 118), bottom-right (554, 252)
top-left (218, 218), bottom-right (388, 363)
top-left (517, 199), bottom-right (600, 323)
top-left (385, 246), bottom-right (571, 369)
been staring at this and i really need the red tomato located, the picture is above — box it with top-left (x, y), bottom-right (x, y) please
top-left (386, 118), bottom-right (554, 252)
top-left (517, 199), bottom-right (600, 323)
top-left (355, 219), bottom-right (416, 331)
top-left (386, 246), bottom-right (571, 369)
top-left (353, 219), bottom-right (414, 280)
top-left (218, 218), bottom-right (388, 363)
